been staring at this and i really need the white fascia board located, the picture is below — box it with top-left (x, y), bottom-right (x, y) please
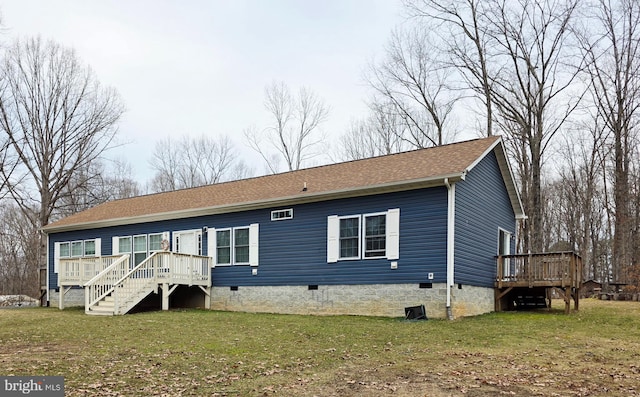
top-left (42, 173), bottom-right (466, 233)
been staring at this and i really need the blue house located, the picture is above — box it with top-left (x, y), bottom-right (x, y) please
top-left (42, 136), bottom-right (525, 318)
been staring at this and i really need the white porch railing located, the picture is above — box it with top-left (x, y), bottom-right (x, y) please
top-left (83, 254), bottom-right (131, 312)
top-left (84, 252), bottom-right (211, 315)
top-left (58, 256), bottom-right (123, 286)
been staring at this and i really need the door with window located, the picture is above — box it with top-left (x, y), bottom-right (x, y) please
top-left (173, 230), bottom-right (202, 255)
top-left (498, 229), bottom-right (511, 280)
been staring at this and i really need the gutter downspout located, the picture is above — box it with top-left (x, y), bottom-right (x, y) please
top-left (444, 178), bottom-right (455, 320)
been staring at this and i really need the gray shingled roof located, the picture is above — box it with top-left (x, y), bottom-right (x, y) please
top-left (43, 136), bottom-right (524, 232)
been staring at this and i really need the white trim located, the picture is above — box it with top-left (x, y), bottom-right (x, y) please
top-left (271, 208), bottom-right (293, 221)
top-left (338, 215), bottom-right (361, 260)
top-left (362, 212), bottom-right (387, 259)
top-left (386, 208), bottom-right (400, 260)
top-left (232, 226), bottom-right (251, 265)
top-left (207, 227), bottom-right (217, 265)
top-left (53, 242), bottom-right (60, 274)
top-left (249, 223), bottom-right (259, 267)
top-left (112, 236), bottom-right (120, 255)
top-left (46, 233), bottom-right (50, 304)
top-left (94, 238), bottom-right (101, 257)
top-left (327, 216), bottom-right (339, 263)
top-left (172, 229), bottom-right (202, 255)
top-left (214, 228), bottom-right (232, 266)
top-left (445, 178), bottom-right (456, 319)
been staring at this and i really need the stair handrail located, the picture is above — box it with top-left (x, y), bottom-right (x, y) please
top-left (112, 252), bottom-right (162, 315)
top-left (84, 254), bottom-right (130, 312)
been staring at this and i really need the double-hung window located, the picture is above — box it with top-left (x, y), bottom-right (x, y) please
top-left (363, 214), bottom-right (386, 258)
top-left (216, 229), bottom-right (231, 265)
top-left (327, 208), bottom-right (399, 263)
top-left (208, 224), bottom-right (259, 267)
top-left (339, 216), bottom-right (360, 259)
top-left (53, 238), bottom-right (101, 273)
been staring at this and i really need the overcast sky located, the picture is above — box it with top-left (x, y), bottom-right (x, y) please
top-left (1, 0), bottom-right (405, 181)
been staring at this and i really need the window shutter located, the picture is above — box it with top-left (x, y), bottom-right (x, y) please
top-left (327, 215), bottom-right (339, 263)
top-left (112, 236), bottom-right (120, 255)
top-left (162, 231), bottom-right (170, 251)
top-left (386, 208), bottom-right (400, 260)
top-left (207, 228), bottom-right (216, 266)
top-left (249, 223), bottom-right (259, 267)
top-left (94, 238), bottom-right (101, 257)
top-left (54, 242), bottom-right (60, 273)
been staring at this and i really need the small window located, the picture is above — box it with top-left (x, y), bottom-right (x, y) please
top-left (234, 227), bottom-right (250, 264)
top-left (133, 235), bottom-right (147, 266)
top-left (271, 208), bottom-right (293, 221)
top-left (84, 240), bottom-right (96, 256)
top-left (71, 241), bottom-right (84, 257)
top-left (216, 230), bottom-right (231, 265)
top-left (339, 216), bottom-right (360, 259)
top-left (149, 233), bottom-right (163, 251)
top-left (59, 242), bottom-right (70, 258)
top-left (364, 214), bottom-right (386, 258)
top-left (119, 236), bottom-right (132, 254)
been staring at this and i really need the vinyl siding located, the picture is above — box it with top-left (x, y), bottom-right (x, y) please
top-left (48, 187), bottom-right (449, 288)
top-left (454, 150), bottom-right (516, 287)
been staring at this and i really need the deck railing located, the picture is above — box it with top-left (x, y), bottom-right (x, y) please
top-left (58, 255), bottom-right (123, 286)
top-left (496, 251), bottom-right (583, 289)
top-left (84, 252), bottom-right (211, 314)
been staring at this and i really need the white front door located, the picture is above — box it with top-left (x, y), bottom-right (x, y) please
top-left (173, 230), bottom-right (202, 255)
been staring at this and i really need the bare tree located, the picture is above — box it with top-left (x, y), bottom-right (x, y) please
top-left (483, 0), bottom-right (582, 252)
top-left (244, 81), bottom-right (329, 173)
top-left (338, 101), bottom-right (410, 161)
top-left (55, 158), bottom-right (141, 217)
top-left (0, 37), bottom-right (124, 296)
top-left (367, 27), bottom-right (458, 148)
top-left (404, 0), bottom-right (495, 137)
top-left (0, 203), bottom-right (40, 298)
top-left (149, 134), bottom-right (249, 192)
top-left (577, 0), bottom-right (640, 283)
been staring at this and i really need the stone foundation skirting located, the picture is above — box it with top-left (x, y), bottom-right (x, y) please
top-left (211, 283), bottom-right (495, 319)
top-left (49, 288), bottom-right (84, 309)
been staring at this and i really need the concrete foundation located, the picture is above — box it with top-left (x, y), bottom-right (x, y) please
top-left (210, 283), bottom-right (495, 319)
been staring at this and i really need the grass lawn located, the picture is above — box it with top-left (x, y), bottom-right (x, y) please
top-left (1, 299), bottom-right (640, 396)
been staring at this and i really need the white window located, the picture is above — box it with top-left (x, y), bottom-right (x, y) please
top-left (133, 235), bottom-right (147, 266)
top-left (327, 209), bottom-right (400, 263)
top-left (59, 242), bottom-right (70, 258)
top-left (271, 208), bottom-right (293, 221)
top-left (84, 240), bottom-right (96, 256)
top-left (208, 224), bottom-right (259, 267)
top-left (71, 241), bottom-right (84, 257)
top-left (363, 213), bottom-right (386, 258)
top-left (53, 238), bottom-right (101, 273)
top-left (339, 216), bottom-right (360, 260)
top-left (149, 233), bottom-right (164, 252)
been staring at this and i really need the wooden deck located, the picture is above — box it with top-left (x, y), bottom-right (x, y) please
top-left (58, 252), bottom-right (212, 314)
top-left (495, 252), bottom-right (583, 314)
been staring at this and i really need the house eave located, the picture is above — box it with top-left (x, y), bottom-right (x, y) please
top-left (42, 173), bottom-right (465, 234)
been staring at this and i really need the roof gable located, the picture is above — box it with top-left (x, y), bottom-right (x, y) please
top-left (44, 136), bottom-right (524, 232)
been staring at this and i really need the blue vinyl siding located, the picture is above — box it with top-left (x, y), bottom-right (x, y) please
top-left (48, 187), bottom-right (449, 288)
top-left (454, 150), bottom-right (516, 287)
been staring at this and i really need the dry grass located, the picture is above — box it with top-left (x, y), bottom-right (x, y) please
top-left (1, 299), bottom-right (639, 396)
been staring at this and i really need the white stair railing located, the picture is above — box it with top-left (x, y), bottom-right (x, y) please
top-left (112, 252), bottom-right (163, 315)
top-left (84, 251), bottom-right (212, 315)
top-left (84, 255), bottom-right (130, 313)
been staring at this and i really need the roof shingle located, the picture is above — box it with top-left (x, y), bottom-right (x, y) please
top-left (44, 136), bottom-right (507, 231)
